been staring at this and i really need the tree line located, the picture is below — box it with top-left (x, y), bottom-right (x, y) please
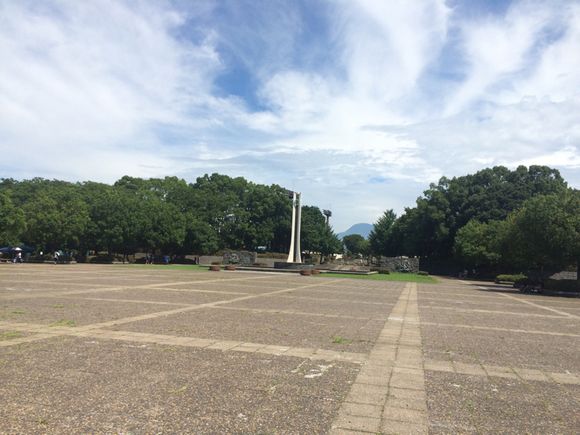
top-left (364, 165), bottom-right (579, 277)
top-left (0, 174), bottom-right (341, 259)
top-left (2, 166), bottom-right (577, 275)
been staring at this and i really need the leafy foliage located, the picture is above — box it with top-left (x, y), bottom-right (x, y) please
top-left (0, 174), bottom-right (338, 258)
top-left (3, 164), bottom-right (575, 277)
top-left (389, 165), bottom-right (567, 260)
top-left (454, 219), bottom-right (508, 267)
top-left (301, 206), bottom-right (342, 260)
top-left (0, 191), bottom-right (25, 246)
top-left (343, 234), bottom-right (369, 256)
top-left (495, 274), bottom-right (527, 283)
top-left (506, 190), bottom-right (580, 272)
top-left (368, 209), bottom-right (396, 256)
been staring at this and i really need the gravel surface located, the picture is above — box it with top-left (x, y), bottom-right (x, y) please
top-left (108, 307), bottom-right (382, 353)
top-left (0, 297), bottom-right (182, 326)
top-left (0, 336), bottom-right (358, 434)
top-left (426, 371), bottom-right (580, 434)
top-left (421, 324), bottom-right (580, 372)
top-left (1, 265), bottom-right (579, 434)
top-left (228, 294), bottom-right (393, 318)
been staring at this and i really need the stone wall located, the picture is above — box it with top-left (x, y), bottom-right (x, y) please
top-left (375, 256), bottom-right (420, 273)
top-left (223, 250), bottom-right (257, 266)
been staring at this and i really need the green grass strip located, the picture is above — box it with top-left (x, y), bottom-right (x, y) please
top-left (121, 264), bottom-right (207, 271)
top-left (316, 272), bottom-right (437, 284)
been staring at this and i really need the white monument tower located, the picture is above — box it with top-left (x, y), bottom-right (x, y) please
top-left (286, 191), bottom-right (302, 263)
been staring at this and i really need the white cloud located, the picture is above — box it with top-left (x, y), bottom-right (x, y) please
top-left (444, 1), bottom-right (558, 115)
top-left (0, 0), bottom-right (579, 231)
top-left (0, 0), bottom-right (221, 179)
top-left (506, 3), bottom-right (580, 102)
top-left (516, 145), bottom-right (580, 169)
top-left (336, 0), bottom-right (450, 101)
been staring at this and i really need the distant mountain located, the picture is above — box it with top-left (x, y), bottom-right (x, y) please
top-left (337, 223), bottom-right (373, 239)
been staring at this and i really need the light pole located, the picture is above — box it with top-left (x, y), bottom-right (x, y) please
top-left (323, 209), bottom-right (332, 225)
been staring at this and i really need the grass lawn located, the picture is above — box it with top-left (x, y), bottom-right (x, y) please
top-left (317, 272), bottom-right (437, 284)
top-left (121, 264), bottom-right (437, 283)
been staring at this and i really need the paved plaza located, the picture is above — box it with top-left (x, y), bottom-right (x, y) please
top-left (0, 265), bottom-right (579, 434)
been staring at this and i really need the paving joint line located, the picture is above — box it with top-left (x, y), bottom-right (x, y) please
top-left (422, 358), bottom-right (580, 385)
top-left (213, 305), bottom-right (378, 320)
top-left (498, 292), bottom-right (579, 319)
top-left (420, 321), bottom-right (580, 337)
top-left (0, 320), bottom-right (367, 363)
top-left (420, 305), bottom-right (566, 318)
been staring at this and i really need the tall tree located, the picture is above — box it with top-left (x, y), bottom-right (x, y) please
top-left (301, 206), bottom-right (342, 261)
top-left (21, 185), bottom-right (90, 252)
top-left (454, 219), bottom-right (508, 269)
top-left (368, 210), bottom-right (396, 256)
top-left (0, 191), bottom-right (25, 246)
top-left (343, 234), bottom-right (369, 257)
top-left (389, 165), bottom-right (568, 259)
top-left (507, 190), bottom-right (580, 278)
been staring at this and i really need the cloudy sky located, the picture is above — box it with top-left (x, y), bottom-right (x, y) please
top-left (1, 0), bottom-right (579, 231)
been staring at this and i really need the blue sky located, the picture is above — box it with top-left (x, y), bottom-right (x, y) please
top-left (1, 0), bottom-right (579, 232)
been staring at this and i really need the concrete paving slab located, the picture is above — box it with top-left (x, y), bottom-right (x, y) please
top-left (0, 336), bottom-right (358, 434)
top-left (1, 265), bottom-right (579, 433)
top-left (69, 288), bottom-right (242, 305)
top-left (421, 324), bottom-right (580, 372)
top-left (425, 371), bottom-right (580, 434)
top-left (0, 297), bottom-right (183, 326)
top-left (106, 307), bottom-right (381, 353)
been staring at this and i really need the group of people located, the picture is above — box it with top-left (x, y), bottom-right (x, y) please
top-left (12, 251), bottom-right (23, 263)
top-left (145, 254), bottom-right (171, 265)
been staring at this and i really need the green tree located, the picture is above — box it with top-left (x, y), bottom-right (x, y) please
top-left (389, 165), bottom-right (568, 260)
top-left (141, 199), bottom-right (186, 255)
top-left (21, 185), bottom-right (90, 252)
top-left (0, 191), bottom-right (25, 246)
top-left (507, 190), bottom-right (580, 278)
top-left (343, 234), bottom-right (369, 257)
top-left (301, 206), bottom-right (342, 261)
top-left (454, 219), bottom-right (508, 269)
top-left (318, 225), bottom-right (343, 261)
top-left (180, 216), bottom-right (219, 255)
top-left (368, 210), bottom-right (397, 256)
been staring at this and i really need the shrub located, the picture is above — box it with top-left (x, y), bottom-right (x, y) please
top-left (495, 274), bottom-right (527, 284)
top-left (418, 271), bottom-right (429, 276)
top-left (171, 256), bottom-right (196, 264)
top-left (89, 254), bottom-right (115, 264)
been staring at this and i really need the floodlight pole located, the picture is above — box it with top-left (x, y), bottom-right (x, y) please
top-left (323, 209), bottom-right (332, 225)
top-left (287, 191), bottom-right (302, 263)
